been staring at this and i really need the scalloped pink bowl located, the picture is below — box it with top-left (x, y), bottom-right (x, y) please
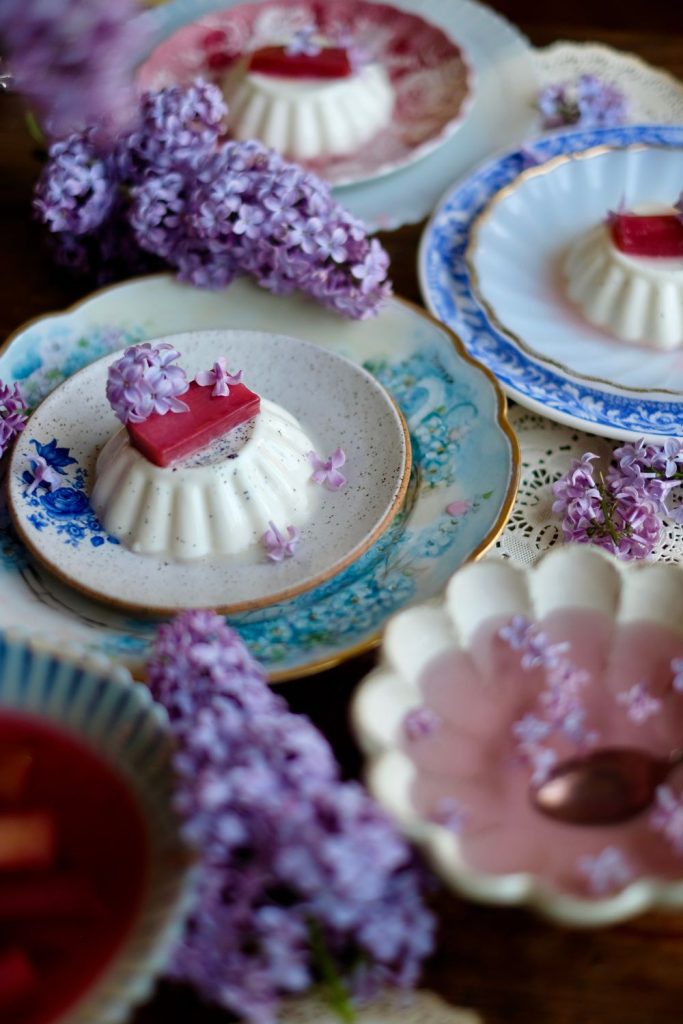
top-left (353, 546), bottom-right (683, 927)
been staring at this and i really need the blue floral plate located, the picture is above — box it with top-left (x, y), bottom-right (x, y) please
top-left (419, 123), bottom-right (683, 440)
top-left (0, 275), bottom-right (518, 681)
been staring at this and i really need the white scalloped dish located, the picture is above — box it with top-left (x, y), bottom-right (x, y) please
top-left (353, 547), bottom-right (683, 927)
top-left (467, 144), bottom-right (683, 391)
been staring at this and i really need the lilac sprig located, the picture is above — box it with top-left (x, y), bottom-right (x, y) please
top-left (195, 359), bottom-right (242, 397)
top-left (537, 74), bottom-right (628, 131)
top-left (147, 610), bottom-right (435, 1024)
top-left (34, 80), bottom-right (392, 319)
top-left (0, 380), bottom-right (27, 458)
top-left (106, 342), bottom-right (189, 423)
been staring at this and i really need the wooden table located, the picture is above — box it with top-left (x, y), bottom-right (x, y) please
top-left (2, 6), bottom-right (683, 1022)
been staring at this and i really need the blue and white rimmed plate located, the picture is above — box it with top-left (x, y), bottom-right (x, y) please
top-left (419, 123), bottom-right (683, 440)
top-left (0, 631), bottom-right (194, 1023)
top-left (0, 275), bottom-right (518, 681)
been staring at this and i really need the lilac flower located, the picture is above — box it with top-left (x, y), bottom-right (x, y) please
top-left (285, 25), bottom-right (321, 58)
top-left (308, 448), bottom-right (347, 491)
top-left (106, 342), bottom-right (189, 423)
top-left (538, 74), bottom-right (628, 131)
top-left (33, 133), bottom-right (115, 235)
top-left (498, 615), bottom-right (533, 650)
top-left (0, 0), bottom-right (147, 141)
top-left (512, 714), bottom-right (552, 745)
top-left (430, 796), bottom-right (469, 833)
top-left (616, 682), bottom-right (662, 724)
top-left (195, 359), bottom-right (243, 397)
top-left (24, 455), bottom-right (61, 496)
top-left (577, 846), bottom-right (633, 895)
top-left (147, 609), bottom-right (435, 1022)
top-left (0, 380), bottom-right (27, 458)
top-left (263, 522), bottom-right (301, 562)
top-left (671, 658), bottom-right (683, 693)
top-left (403, 707), bottom-right (440, 741)
top-left (650, 785), bottom-right (683, 853)
top-left (521, 744), bottom-right (558, 786)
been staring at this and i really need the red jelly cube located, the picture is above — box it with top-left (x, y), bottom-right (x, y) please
top-left (248, 45), bottom-right (353, 79)
top-left (0, 948), bottom-right (36, 1008)
top-left (0, 746), bottom-right (33, 803)
top-left (0, 812), bottom-right (56, 871)
top-left (610, 213), bottom-right (683, 257)
top-left (126, 381), bottom-right (260, 468)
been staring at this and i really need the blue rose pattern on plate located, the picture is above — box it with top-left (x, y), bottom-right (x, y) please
top-left (0, 282), bottom-right (514, 678)
top-left (419, 122), bottom-right (683, 439)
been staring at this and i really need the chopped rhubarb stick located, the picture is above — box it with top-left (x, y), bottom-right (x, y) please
top-left (610, 213), bottom-right (683, 257)
top-left (127, 380), bottom-right (260, 468)
top-left (0, 746), bottom-right (33, 803)
top-left (0, 812), bottom-right (56, 871)
top-left (0, 874), bottom-right (102, 920)
top-left (249, 45), bottom-right (353, 79)
top-left (0, 948), bottom-right (36, 1008)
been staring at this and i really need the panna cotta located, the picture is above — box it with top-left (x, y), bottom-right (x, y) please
top-left (91, 399), bottom-right (317, 561)
top-left (222, 55), bottom-right (394, 162)
top-left (564, 208), bottom-right (683, 350)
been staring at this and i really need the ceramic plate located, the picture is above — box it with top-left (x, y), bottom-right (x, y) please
top-left (419, 123), bottom-right (683, 440)
top-left (467, 145), bottom-right (683, 392)
top-left (0, 275), bottom-right (517, 681)
top-left (8, 330), bottom-right (410, 614)
top-left (141, 0), bottom-right (537, 230)
top-left (137, 0), bottom-right (474, 188)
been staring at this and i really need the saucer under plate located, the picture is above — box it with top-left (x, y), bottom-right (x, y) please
top-left (137, 0), bottom-right (474, 189)
top-left (419, 122), bottom-right (683, 440)
top-left (0, 275), bottom-right (517, 681)
top-left (8, 330), bottom-right (410, 615)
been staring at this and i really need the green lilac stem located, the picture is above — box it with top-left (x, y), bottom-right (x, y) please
top-left (308, 920), bottom-right (355, 1024)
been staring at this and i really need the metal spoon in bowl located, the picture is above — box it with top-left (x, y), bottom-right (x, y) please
top-left (531, 747), bottom-right (683, 826)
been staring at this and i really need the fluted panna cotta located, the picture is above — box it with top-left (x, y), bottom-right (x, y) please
top-left (564, 209), bottom-right (683, 350)
top-left (222, 57), bottom-right (394, 162)
top-left (91, 399), bottom-right (317, 561)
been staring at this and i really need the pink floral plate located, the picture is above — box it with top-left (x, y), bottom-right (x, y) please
top-left (136, 0), bottom-right (474, 187)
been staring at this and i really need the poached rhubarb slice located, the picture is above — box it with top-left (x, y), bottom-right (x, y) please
top-left (610, 212), bottom-right (683, 257)
top-left (126, 380), bottom-right (260, 468)
top-left (248, 45), bottom-right (353, 79)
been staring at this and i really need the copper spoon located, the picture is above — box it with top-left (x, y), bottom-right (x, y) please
top-left (531, 747), bottom-right (683, 826)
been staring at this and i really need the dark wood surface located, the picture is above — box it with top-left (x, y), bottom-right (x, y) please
top-left (2, 7), bottom-right (683, 1022)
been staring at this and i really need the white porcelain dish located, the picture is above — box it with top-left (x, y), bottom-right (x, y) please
top-left (353, 546), bottom-right (683, 927)
top-left (8, 330), bottom-right (410, 614)
top-left (468, 145), bottom-right (683, 383)
top-left (419, 122), bottom-right (683, 440)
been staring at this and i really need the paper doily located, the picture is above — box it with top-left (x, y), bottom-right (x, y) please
top-left (533, 41), bottom-right (683, 126)
top-left (279, 990), bottom-right (481, 1024)
top-left (492, 405), bottom-right (683, 567)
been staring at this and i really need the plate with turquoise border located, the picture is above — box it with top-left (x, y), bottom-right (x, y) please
top-left (418, 122), bottom-right (683, 440)
top-left (0, 275), bottom-right (518, 682)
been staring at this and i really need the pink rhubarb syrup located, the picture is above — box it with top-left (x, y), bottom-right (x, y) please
top-left (405, 609), bottom-right (683, 897)
top-left (0, 712), bottom-right (148, 1023)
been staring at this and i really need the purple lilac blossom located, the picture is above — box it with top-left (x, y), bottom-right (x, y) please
top-left (285, 25), bottom-right (321, 57)
top-left (537, 74), bottom-right (628, 131)
top-left (577, 846), bottom-right (633, 895)
top-left (263, 522), bottom-right (301, 562)
top-left (106, 342), bottom-right (189, 424)
top-left (616, 682), bottom-right (662, 724)
top-left (0, 380), bottom-right (27, 458)
top-left (146, 609), bottom-right (435, 1023)
top-left (430, 796), bottom-right (469, 834)
top-left (307, 448), bottom-right (347, 490)
top-left (0, 0), bottom-right (147, 141)
top-left (195, 359), bottom-right (243, 397)
top-left (24, 455), bottom-right (61, 495)
top-left (403, 707), bottom-right (440, 741)
top-left (34, 80), bottom-right (392, 319)
top-left (671, 658), bottom-right (683, 693)
top-left (650, 785), bottom-right (683, 854)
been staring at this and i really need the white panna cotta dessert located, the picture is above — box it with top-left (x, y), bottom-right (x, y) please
top-left (91, 399), bottom-right (317, 562)
top-left (564, 206), bottom-right (683, 350)
top-left (222, 52), bottom-right (394, 162)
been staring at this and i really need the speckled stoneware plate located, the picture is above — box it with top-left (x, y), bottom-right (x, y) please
top-left (419, 123), bottom-right (683, 440)
top-left (0, 275), bottom-right (518, 681)
top-left (137, 0), bottom-right (474, 189)
top-left (141, 0), bottom-right (537, 230)
top-left (7, 330), bottom-right (410, 615)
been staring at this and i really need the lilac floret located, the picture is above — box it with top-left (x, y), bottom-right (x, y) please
top-left (106, 341), bottom-right (189, 424)
top-left (263, 522), bottom-right (300, 562)
top-left (0, 380), bottom-right (27, 458)
top-left (308, 448), bottom-right (347, 490)
top-left (195, 359), bottom-right (242, 397)
top-left (538, 74), bottom-right (628, 131)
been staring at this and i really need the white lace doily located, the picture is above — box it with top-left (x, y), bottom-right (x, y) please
top-left (279, 991), bottom-right (481, 1024)
top-left (533, 41), bottom-right (683, 125)
top-left (492, 405), bottom-right (683, 567)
